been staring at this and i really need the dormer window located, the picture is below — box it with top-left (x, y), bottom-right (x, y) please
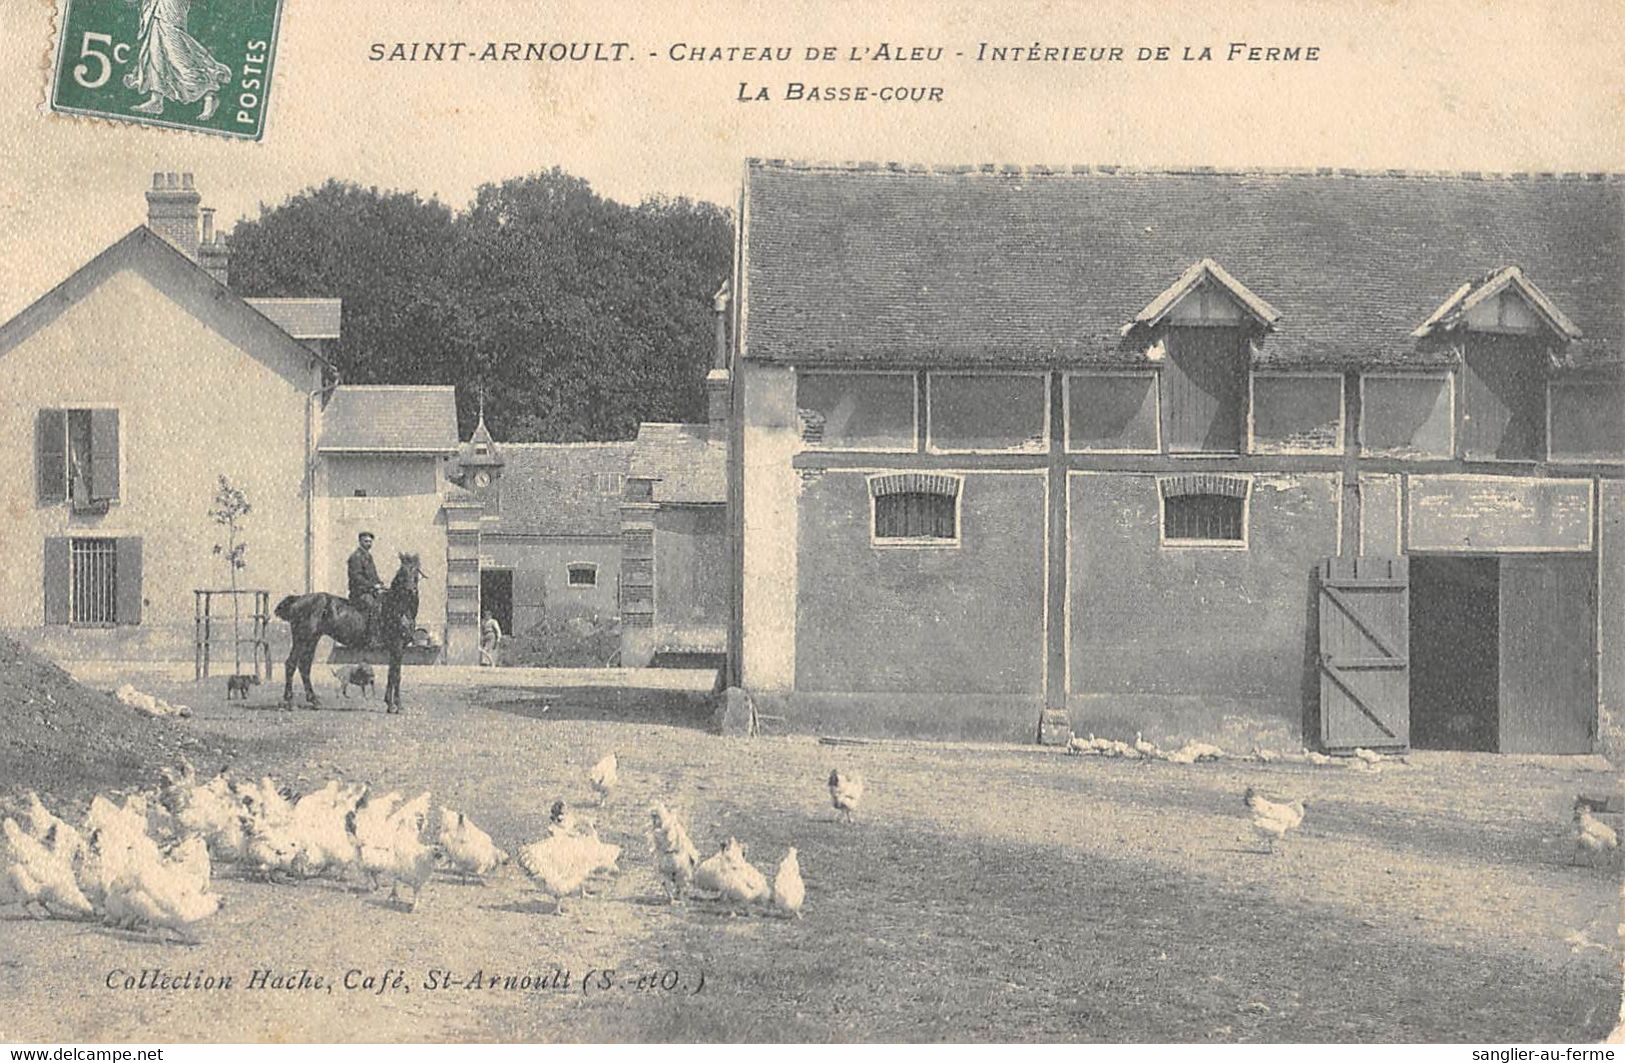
top-left (1125, 259), bottom-right (1281, 455)
top-left (1413, 267), bottom-right (1583, 462)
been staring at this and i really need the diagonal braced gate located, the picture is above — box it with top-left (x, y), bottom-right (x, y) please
top-left (1318, 556), bottom-right (1410, 752)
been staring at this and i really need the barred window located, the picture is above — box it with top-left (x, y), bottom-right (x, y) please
top-left (1160, 474), bottom-right (1248, 545)
top-left (869, 473), bottom-right (960, 544)
top-left (71, 537), bottom-right (118, 624)
top-left (567, 563), bottom-right (598, 587)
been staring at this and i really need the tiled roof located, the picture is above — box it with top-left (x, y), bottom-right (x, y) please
top-left (246, 297), bottom-right (342, 340)
top-left (629, 423), bottom-right (727, 503)
top-left (318, 385), bottom-right (460, 452)
top-left (485, 442), bottom-right (634, 537)
top-left (742, 162), bottom-right (1624, 368)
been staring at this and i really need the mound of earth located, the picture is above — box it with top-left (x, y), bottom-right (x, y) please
top-left (0, 634), bottom-right (234, 804)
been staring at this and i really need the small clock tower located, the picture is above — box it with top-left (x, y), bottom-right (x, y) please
top-left (457, 405), bottom-right (504, 517)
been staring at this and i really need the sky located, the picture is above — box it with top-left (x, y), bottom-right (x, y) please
top-left (0, 0), bottom-right (1621, 320)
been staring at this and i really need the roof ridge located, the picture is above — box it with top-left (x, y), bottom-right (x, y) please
top-left (496, 439), bottom-right (636, 448)
top-left (746, 158), bottom-right (1624, 182)
top-left (334, 384), bottom-right (456, 391)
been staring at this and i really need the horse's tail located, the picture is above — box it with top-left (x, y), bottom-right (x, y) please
top-left (274, 594), bottom-right (304, 622)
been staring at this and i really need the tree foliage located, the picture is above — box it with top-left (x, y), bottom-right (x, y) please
top-left (228, 171), bottom-right (734, 442)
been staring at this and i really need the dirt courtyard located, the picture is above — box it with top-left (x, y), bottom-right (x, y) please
top-left (1, 669), bottom-right (1620, 1043)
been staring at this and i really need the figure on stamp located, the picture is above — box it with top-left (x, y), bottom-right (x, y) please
top-left (121, 0), bottom-right (232, 119)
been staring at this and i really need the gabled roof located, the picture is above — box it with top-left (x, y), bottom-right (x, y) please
top-left (245, 297), bottom-right (342, 340)
top-left (483, 442), bottom-right (634, 538)
top-left (629, 423), bottom-right (726, 504)
top-left (1124, 258), bottom-right (1282, 335)
top-left (0, 226), bottom-right (335, 376)
top-left (318, 385), bottom-right (460, 453)
top-left (741, 162), bottom-right (1624, 369)
top-left (1410, 265), bottom-right (1584, 341)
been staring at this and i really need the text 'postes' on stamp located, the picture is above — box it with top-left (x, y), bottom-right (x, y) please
top-left (50, 0), bottom-right (284, 140)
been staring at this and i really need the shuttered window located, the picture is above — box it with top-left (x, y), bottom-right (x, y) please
top-left (36, 407), bottom-right (120, 506)
top-left (44, 536), bottom-right (141, 626)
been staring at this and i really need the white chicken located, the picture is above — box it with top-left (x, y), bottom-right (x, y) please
top-left (1132, 731), bottom-right (1161, 759)
top-left (20, 791), bottom-right (87, 866)
top-left (772, 847), bottom-right (805, 919)
top-left (168, 770), bottom-right (250, 862)
top-left (828, 769), bottom-right (864, 824)
top-left (590, 752), bottom-right (619, 805)
top-left (647, 803), bottom-right (700, 903)
top-left (354, 790), bottom-right (435, 909)
top-left (436, 806), bottom-right (508, 881)
top-left (517, 809), bottom-right (622, 915)
top-left (1572, 803), bottom-right (1619, 865)
top-left (694, 837), bottom-right (770, 911)
top-left (290, 781), bottom-right (365, 877)
top-left (1165, 741), bottom-right (1227, 765)
top-left (2, 817), bottom-right (95, 919)
top-left (1243, 786), bottom-right (1307, 854)
top-left (101, 833), bottom-right (220, 941)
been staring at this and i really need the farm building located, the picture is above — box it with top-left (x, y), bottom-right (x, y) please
top-left (447, 419), bottom-right (632, 640)
top-left (0, 172), bottom-right (477, 665)
top-left (728, 161), bottom-right (1624, 753)
top-left (619, 288), bottom-right (732, 668)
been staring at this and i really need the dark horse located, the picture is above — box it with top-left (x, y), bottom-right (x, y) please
top-left (274, 553), bottom-right (424, 712)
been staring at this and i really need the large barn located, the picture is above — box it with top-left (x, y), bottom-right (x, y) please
top-left (728, 161), bottom-right (1624, 752)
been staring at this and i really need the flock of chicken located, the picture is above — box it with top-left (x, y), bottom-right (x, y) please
top-left (1071, 729), bottom-right (1621, 865)
top-left (0, 751), bottom-right (869, 940)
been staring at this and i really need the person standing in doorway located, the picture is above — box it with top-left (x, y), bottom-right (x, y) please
top-left (480, 609), bottom-right (503, 667)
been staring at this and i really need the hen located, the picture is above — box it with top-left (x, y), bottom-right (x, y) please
top-left (772, 847), bottom-right (805, 919)
top-left (694, 837), bottom-right (770, 911)
top-left (436, 806), bottom-right (508, 881)
top-left (517, 809), bottom-right (622, 915)
top-left (1572, 802), bottom-right (1619, 865)
top-left (2, 817), bottom-right (95, 919)
top-left (647, 803), bottom-right (700, 903)
top-left (355, 790), bottom-right (435, 909)
top-left (828, 769), bottom-right (864, 824)
top-left (1243, 786), bottom-right (1307, 854)
top-left (590, 752), bottom-right (619, 805)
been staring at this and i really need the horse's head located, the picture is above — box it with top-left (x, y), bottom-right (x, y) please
top-left (393, 552), bottom-right (425, 588)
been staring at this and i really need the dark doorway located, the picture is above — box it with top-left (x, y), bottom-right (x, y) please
top-left (1410, 556), bottom-right (1499, 751)
top-left (480, 568), bottom-right (513, 635)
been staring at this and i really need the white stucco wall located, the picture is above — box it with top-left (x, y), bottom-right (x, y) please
top-left (738, 362), bottom-right (799, 690)
top-left (0, 263), bottom-right (319, 658)
top-left (316, 455), bottom-right (450, 647)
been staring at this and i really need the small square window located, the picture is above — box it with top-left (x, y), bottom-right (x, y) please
top-left (567, 563), bottom-right (598, 587)
top-left (353, 489), bottom-right (368, 498)
top-left (1164, 495), bottom-right (1244, 542)
top-left (869, 473), bottom-right (961, 546)
top-left (1159, 474), bottom-right (1249, 547)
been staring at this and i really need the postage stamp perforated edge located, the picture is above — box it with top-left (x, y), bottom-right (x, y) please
top-left (41, 0), bottom-right (286, 141)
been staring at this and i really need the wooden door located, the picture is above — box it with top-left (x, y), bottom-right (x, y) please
top-left (1319, 556), bottom-right (1410, 751)
top-left (1498, 556), bottom-right (1595, 753)
top-left (1163, 327), bottom-right (1246, 452)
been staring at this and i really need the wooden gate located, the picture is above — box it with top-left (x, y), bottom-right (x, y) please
top-left (1319, 556), bottom-right (1410, 752)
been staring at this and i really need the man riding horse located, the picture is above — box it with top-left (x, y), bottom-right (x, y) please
top-left (347, 531), bottom-right (385, 646)
top-left (275, 547), bottom-right (424, 712)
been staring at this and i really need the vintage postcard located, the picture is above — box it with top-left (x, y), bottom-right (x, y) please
top-left (0, 0), bottom-right (1621, 1047)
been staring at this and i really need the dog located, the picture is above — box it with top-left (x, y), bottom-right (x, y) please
top-left (331, 664), bottom-right (376, 699)
top-left (225, 674), bottom-right (259, 700)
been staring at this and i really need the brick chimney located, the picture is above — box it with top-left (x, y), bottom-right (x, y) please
top-left (706, 281), bottom-right (732, 439)
top-left (197, 207), bottom-right (230, 285)
top-left (146, 172), bottom-right (201, 260)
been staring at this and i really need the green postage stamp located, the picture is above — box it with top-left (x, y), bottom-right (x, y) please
top-left (49, 0), bottom-right (284, 139)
